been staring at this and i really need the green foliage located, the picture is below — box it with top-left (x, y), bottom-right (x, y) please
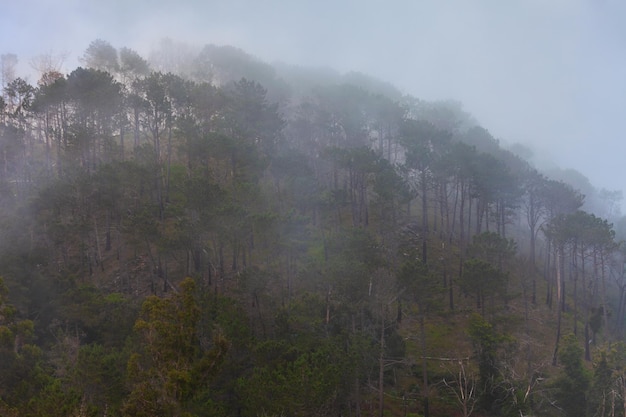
top-left (237, 338), bottom-right (349, 416)
top-left (123, 278), bottom-right (229, 416)
top-left (236, 292), bottom-right (372, 417)
top-left (463, 233), bottom-right (516, 312)
top-left (397, 253), bottom-right (441, 312)
top-left (461, 258), bottom-right (506, 313)
top-left (588, 350), bottom-right (613, 417)
top-left (56, 285), bottom-right (136, 346)
top-left (2, 40), bottom-right (625, 417)
top-left (589, 306), bottom-right (607, 340)
top-left (82, 39), bottom-right (120, 73)
top-left (24, 379), bottom-right (82, 417)
top-left (468, 232), bottom-right (516, 267)
top-left (43, 343), bottom-right (129, 416)
top-left (467, 314), bottom-right (512, 412)
top-left (552, 334), bottom-right (589, 417)
top-left (0, 278), bottom-right (68, 414)
top-left (400, 119), bottom-right (451, 171)
top-left (308, 227), bottom-right (385, 308)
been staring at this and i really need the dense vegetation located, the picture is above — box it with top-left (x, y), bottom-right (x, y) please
top-left (1, 39), bottom-right (626, 416)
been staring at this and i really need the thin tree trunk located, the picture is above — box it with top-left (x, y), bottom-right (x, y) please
top-left (165, 123), bottom-right (172, 203)
top-left (420, 311), bottom-right (429, 417)
top-left (133, 106), bottom-right (140, 150)
top-left (421, 171), bottom-right (428, 264)
top-left (601, 251), bottom-right (609, 343)
top-left (546, 242), bottom-right (552, 308)
top-left (379, 304), bottom-right (385, 417)
top-left (582, 246), bottom-right (591, 360)
top-left (467, 197), bottom-right (472, 247)
top-left (572, 243), bottom-right (578, 335)
top-left (552, 246), bottom-right (563, 366)
top-left (119, 113), bottom-right (125, 160)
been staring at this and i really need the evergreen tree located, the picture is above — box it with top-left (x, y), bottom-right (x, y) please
top-left (552, 334), bottom-right (589, 417)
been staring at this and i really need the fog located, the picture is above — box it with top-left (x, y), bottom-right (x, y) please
top-left (3, 0), bottom-right (626, 207)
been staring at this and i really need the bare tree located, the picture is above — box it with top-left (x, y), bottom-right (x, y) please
top-left (30, 51), bottom-right (67, 81)
top-left (442, 360), bottom-right (477, 417)
top-left (1, 53), bottom-right (18, 90)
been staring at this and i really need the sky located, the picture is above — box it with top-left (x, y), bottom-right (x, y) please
top-left (2, 0), bottom-right (626, 207)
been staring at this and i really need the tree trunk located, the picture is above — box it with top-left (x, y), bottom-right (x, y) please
top-left (420, 312), bottom-right (429, 417)
top-left (379, 304), bottom-right (385, 417)
top-left (552, 246), bottom-right (563, 366)
top-left (133, 106), bottom-right (140, 150)
top-left (421, 170), bottom-right (428, 264)
top-left (601, 251), bottom-right (609, 343)
top-left (545, 242), bottom-right (552, 308)
top-left (165, 123), bottom-right (172, 203)
top-left (467, 197), bottom-right (472, 247)
top-left (119, 112), bottom-right (125, 160)
top-left (528, 195), bottom-right (538, 304)
top-left (582, 246), bottom-right (591, 361)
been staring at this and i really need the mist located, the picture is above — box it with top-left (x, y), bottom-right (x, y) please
top-left (3, 0), bottom-right (626, 207)
top-left (6, 3), bottom-right (626, 414)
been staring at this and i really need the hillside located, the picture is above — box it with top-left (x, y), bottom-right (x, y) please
top-left (0, 40), bottom-right (624, 417)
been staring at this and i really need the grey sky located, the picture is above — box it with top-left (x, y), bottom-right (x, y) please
top-left (2, 0), bottom-right (626, 204)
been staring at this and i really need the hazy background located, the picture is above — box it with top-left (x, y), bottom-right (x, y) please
top-left (2, 0), bottom-right (626, 205)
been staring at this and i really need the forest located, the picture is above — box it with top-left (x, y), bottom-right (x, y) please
top-left (0, 38), bottom-right (626, 417)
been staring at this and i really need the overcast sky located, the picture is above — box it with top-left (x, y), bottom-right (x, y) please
top-left (2, 0), bottom-right (626, 205)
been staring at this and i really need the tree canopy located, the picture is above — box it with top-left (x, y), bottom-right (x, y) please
top-left (0, 39), bottom-right (624, 417)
